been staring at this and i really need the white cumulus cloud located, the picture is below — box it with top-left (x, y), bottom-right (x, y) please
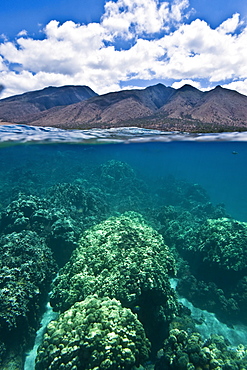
top-left (222, 79), bottom-right (247, 96)
top-left (171, 79), bottom-right (202, 89)
top-left (0, 0), bottom-right (247, 98)
top-left (102, 0), bottom-right (190, 37)
top-left (216, 13), bottom-right (242, 34)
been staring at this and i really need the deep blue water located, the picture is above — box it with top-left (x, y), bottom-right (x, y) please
top-left (0, 126), bottom-right (247, 369)
top-left (1, 138), bottom-right (246, 220)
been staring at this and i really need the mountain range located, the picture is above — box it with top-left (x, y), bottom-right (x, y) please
top-left (1, 83), bottom-right (247, 132)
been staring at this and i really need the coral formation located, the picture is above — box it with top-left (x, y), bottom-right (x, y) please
top-left (0, 189), bottom-right (108, 266)
top-left (50, 212), bottom-right (178, 348)
top-left (149, 187), bottom-right (247, 327)
top-left (156, 328), bottom-right (247, 370)
top-left (95, 160), bottom-right (135, 189)
top-left (0, 194), bottom-right (79, 266)
top-left (232, 275), bottom-right (247, 315)
top-left (176, 274), bottom-right (240, 323)
top-left (152, 203), bottom-right (227, 253)
top-left (35, 296), bottom-right (150, 370)
top-left (155, 177), bottom-right (210, 209)
top-left (161, 217), bottom-right (247, 325)
top-left (0, 154), bottom-right (246, 369)
top-left (0, 230), bottom-right (57, 362)
top-left (93, 160), bottom-right (149, 212)
top-left (45, 211), bottom-right (79, 266)
top-left (46, 183), bottom-right (108, 218)
top-left (51, 211), bottom-right (176, 308)
top-left (191, 218), bottom-right (247, 272)
top-left (0, 194), bottom-right (47, 234)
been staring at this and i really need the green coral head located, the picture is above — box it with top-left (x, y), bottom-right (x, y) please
top-left (35, 295), bottom-right (150, 370)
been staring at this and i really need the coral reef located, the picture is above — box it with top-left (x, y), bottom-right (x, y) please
top-left (150, 197), bottom-right (247, 324)
top-left (155, 177), bottom-right (210, 209)
top-left (95, 160), bottom-right (136, 189)
top-left (165, 216), bottom-right (247, 279)
top-left (50, 212), bottom-right (179, 349)
top-left (172, 217), bottom-right (247, 315)
top-left (93, 160), bottom-right (150, 212)
top-left (176, 274), bottom-right (240, 323)
top-left (0, 189), bottom-right (108, 266)
top-left (0, 342), bottom-right (6, 367)
top-left (46, 183), bottom-right (108, 219)
top-left (48, 215), bottom-right (78, 264)
top-left (0, 194), bottom-right (79, 266)
top-left (232, 275), bottom-right (247, 314)
top-left (0, 230), bottom-right (57, 363)
top-left (156, 328), bottom-right (247, 370)
top-left (0, 154), bottom-right (246, 369)
top-left (151, 203), bottom-right (227, 254)
top-left (35, 296), bottom-right (150, 370)
top-left (0, 194), bottom-right (47, 234)
top-left (190, 218), bottom-right (247, 272)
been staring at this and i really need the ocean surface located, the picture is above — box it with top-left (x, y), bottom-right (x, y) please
top-left (0, 125), bottom-right (246, 369)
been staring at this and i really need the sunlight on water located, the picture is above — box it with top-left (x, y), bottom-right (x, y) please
top-left (0, 124), bottom-right (247, 144)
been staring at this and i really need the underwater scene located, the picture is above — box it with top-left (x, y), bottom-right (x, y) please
top-left (0, 126), bottom-right (247, 369)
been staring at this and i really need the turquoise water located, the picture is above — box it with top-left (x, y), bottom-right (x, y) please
top-left (0, 126), bottom-right (247, 369)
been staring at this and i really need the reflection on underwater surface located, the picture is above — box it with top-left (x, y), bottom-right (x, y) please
top-left (0, 126), bottom-right (246, 369)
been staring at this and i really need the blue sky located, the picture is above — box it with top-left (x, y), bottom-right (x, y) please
top-left (0, 0), bottom-right (247, 98)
